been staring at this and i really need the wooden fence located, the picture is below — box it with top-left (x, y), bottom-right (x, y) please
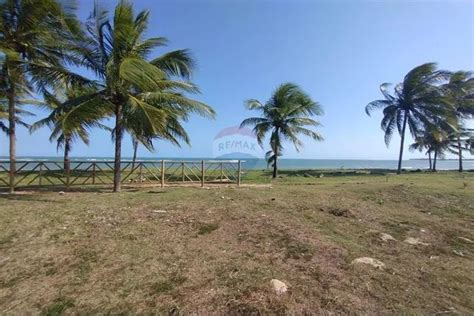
top-left (0, 159), bottom-right (242, 191)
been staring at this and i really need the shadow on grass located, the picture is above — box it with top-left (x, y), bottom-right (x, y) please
top-left (0, 185), bottom-right (146, 195)
top-left (0, 193), bottom-right (61, 202)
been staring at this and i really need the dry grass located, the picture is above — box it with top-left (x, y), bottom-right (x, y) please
top-left (0, 171), bottom-right (473, 314)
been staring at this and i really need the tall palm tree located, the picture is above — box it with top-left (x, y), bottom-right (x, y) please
top-left (441, 71), bottom-right (474, 172)
top-left (0, 0), bottom-right (84, 192)
top-left (30, 84), bottom-right (109, 174)
top-left (365, 63), bottom-right (454, 174)
top-left (67, 1), bottom-right (214, 192)
top-left (240, 83), bottom-right (323, 178)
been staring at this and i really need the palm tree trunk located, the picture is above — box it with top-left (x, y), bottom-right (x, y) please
top-left (132, 139), bottom-right (138, 170)
top-left (63, 137), bottom-right (71, 175)
top-left (8, 84), bottom-right (16, 194)
top-left (272, 148), bottom-right (278, 178)
top-left (428, 151), bottom-right (432, 170)
top-left (457, 135), bottom-right (463, 172)
top-left (113, 103), bottom-right (124, 192)
top-left (397, 112), bottom-right (408, 174)
top-left (433, 149), bottom-right (438, 172)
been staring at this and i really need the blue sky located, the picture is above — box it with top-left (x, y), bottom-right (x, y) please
top-left (1, 0), bottom-right (473, 159)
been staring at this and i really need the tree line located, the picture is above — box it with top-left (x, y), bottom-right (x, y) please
top-left (0, 0), bottom-right (215, 193)
top-left (1, 1), bottom-right (473, 192)
top-left (240, 65), bottom-right (473, 178)
top-left (365, 63), bottom-right (473, 174)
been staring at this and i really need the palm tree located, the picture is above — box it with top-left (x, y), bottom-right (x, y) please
top-left (428, 129), bottom-right (452, 172)
top-left (131, 135), bottom-right (139, 170)
top-left (441, 71), bottom-right (474, 172)
top-left (0, 0), bottom-right (84, 192)
top-left (446, 128), bottom-right (473, 171)
top-left (240, 83), bottom-right (323, 178)
top-left (409, 131), bottom-right (435, 170)
top-left (365, 63), bottom-right (454, 174)
top-left (410, 126), bottom-right (471, 172)
top-left (265, 150), bottom-right (281, 170)
top-left (30, 84), bottom-right (109, 174)
top-left (67, 1), bottom-right (214, 192)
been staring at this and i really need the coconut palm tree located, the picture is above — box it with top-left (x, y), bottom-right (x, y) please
top-left (0, 0), bottom-right (84, 192)
top-left (131, 135), bottom-right (139, 170)
top-left (240, 83), bottom-right (323, 178)
top-left (441, 71), bottom-right (474, 172)
top-left (67, 1), bottom-right (214, 192)
top-left (265, 149), bottom-right (282, 170)
top-left (410, 126), bottom-right (471, 172)
top-left (365, 63), bottom-right (454, 174)
top-left (30, 84), bottom-right (109, 174)
top-left (428, 129), bottom-right (453, 172)
top-left (125, 98), bottom-right (204, 170)
top-left (409, 131), bottom-right (435, 170)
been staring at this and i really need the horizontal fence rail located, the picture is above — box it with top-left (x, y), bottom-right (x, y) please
top-left (0, 159), bottom-right (243, 191)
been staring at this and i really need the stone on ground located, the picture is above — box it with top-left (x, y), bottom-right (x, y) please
top-left (351, 257), bottom-right (385, 270)
top-left (270, 279), bottom-right (288, 295)
top-left (404, 237), bottom-right (429, 246)
top-left (458, 237), bottom-right (473, 244)
top-left (380, 233), bottom-right (397, 242)
top-left (453, 250), bottom-right (466, 257)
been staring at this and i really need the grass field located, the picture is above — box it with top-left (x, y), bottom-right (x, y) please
top-left (0, 171), bottom-right (473, 314)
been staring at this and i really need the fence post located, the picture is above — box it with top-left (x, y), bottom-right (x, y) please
top-left (9, 159), bottom-right (15, 193)
top-left (220, 162), bottom-right (223, 182)
top-left (66, 163), bottom-right (70, 189)
top-left (139, 163), bottom-right (143, 183)
top-left (92, 162), bottom-right (96, 184)
top-left (201, 160), bottom-right (205, 187)
top-left (181, 162), bottom-right (185, 182)
top-left (39, 162), bottom-right (43, 186)
top-left (237, 160), bottom-right (241, 187)
top-left (161, 160), bottom-right (165, 188)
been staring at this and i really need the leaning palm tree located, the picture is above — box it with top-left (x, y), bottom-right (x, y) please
top-left (127, 131), bottom-right (154, 171)
top-left (365, 63), bottom-right (454, 174)
top-left (30, 84), bottom-right (109, 174)
top-left (67, 1), bottom-right (214, 192)
top-left (0, 0), bottom-right (84, 192)
top-left (240, 83), bottom-right (323, 178)
top-left (265, 149), bottom-right (282, 170)
top-left (440, 71), bottom-right (474, 172)
top-left (131, 135), bottom-right (139, 170)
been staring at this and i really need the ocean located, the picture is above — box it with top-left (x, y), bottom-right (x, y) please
top-left (1, 157), bottom-right (472, 171)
